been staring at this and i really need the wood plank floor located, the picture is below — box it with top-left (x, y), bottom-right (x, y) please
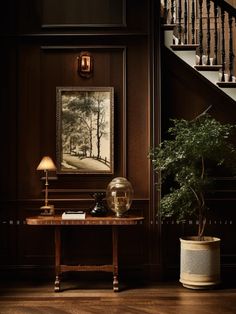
top-left (0, 278), bottom-right (236, 314)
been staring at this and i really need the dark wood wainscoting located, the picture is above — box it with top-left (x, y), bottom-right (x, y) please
top-left (2, 0), bottom-right (236, 283)
top-left (0, 0), bottom-right (162, 282)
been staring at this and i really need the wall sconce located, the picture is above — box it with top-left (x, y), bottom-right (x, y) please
top-left (77, 51), bottom-right (93, 78)
top-left (37, 156), bottom-right (57, 216)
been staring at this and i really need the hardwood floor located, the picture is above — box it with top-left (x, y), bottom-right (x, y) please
top-left (0, 277), bottom-right (236, 314)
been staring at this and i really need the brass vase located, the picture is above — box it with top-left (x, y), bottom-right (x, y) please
top-left (106, 177), bottom-right (134, 217)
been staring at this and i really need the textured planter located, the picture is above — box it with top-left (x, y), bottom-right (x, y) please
top-left (180, 237), bottom-right (221, 289)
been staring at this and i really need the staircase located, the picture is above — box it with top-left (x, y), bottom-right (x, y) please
top-left (162, 0), bottom-right (236, 101)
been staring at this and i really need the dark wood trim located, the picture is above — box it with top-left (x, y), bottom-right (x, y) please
top-left (216, 0), bottom-right (236, 17)
top-left (162, 24), bottom-right (177, 30)
top-left (1, 262), bottom-right (236, 282)
top-left (40, 0), bottom-right (127, 29)
top-left (40, 45), bottom-right (128, 51)
top-left (41, 24), bottom-right (127, 29)
top-left (217, 82), bottom-right (236, 88)
top-left (194, 65), bottom-right (222, 71)
top-left (148, 0), bottom-right (162, 280)
top-left (170, 44), bottom-right (199, 51)
top-left (18, 33), bottom-right (148, 39)
top-left (122, 46), bottom-right (127, 177)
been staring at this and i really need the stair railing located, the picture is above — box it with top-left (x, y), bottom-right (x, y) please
top-left (162, 0), bottom-right (236, 83)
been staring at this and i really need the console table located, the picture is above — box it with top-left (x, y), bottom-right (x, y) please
top-left (26, 215), bottom-right (144, 292)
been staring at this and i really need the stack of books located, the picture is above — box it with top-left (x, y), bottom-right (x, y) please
top-left (62, 210), bottom-right (86, 220)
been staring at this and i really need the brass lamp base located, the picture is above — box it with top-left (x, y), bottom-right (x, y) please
top-left (40, 205), bottom-right (55, 216)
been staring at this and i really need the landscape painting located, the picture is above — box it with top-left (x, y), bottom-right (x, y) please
top-left (56, 87), bottom-right (114, 174)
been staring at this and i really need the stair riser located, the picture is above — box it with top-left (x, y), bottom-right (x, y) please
top-left (195, 71), bottom-right (220, 85)
top-left (219, 88), bottom-right (236, 101)
top-left (173, 51), bottom-right (196, 67)
top-left (164, 30), bottom-right (174, 48)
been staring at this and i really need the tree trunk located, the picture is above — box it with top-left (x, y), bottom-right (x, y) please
top-left (96, 100), bottom-right (101, 159)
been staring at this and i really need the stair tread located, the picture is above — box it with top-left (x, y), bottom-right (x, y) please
top-left (171, 44), bottom-right (199, 51)
top-left (162, 24), bottom-right (176, 30)
top-left (217, 82), bottom-right (236, 88)
top-left (194, 65), bottom-right (222, 71)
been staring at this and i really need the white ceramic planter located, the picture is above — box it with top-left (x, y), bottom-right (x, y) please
top-left (180, 236), bottom-right (221, 289)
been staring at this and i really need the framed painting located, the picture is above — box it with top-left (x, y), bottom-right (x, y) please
top-left (56, 86), bottom-right (114, 174)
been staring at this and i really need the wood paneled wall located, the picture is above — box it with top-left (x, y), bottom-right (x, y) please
top-left (2, 0), bottom-right (235, 282)
top-left (0, 0), bottom-right (161, 281)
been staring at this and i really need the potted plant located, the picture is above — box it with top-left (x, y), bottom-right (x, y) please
top-left (149, 111), bottom-right (236, 289)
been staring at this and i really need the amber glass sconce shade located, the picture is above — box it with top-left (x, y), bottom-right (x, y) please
top-left (37, 156), bottom-right (56, 216)
top-left (77, 51), bottom-right (93, 78)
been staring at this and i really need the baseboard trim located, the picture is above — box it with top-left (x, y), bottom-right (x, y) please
top-left (1, 263), bottom-right (235, 283)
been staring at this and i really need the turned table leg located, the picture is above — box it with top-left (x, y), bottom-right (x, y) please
top-left (54, 226), bottom-right (61, 292)
top-left (112, 226), bottom-right (119, 292)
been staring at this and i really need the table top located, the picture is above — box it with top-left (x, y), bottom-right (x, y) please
top-left (26, 215), bottom-right (144, 226)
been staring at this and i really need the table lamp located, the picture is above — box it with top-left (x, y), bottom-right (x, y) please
top-left (37, 156), bottom-right (56, 215)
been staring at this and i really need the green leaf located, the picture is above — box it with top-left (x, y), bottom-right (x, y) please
top-left (148, 113), bottom-right (236, 237)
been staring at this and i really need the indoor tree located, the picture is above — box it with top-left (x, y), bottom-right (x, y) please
top-left (149, 111), bottom-right (236, 240)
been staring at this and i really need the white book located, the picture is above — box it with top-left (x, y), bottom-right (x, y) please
top-left (62, 211), bottom-right (86, 220)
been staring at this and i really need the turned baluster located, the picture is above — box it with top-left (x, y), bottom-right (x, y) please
top-left (191, 0), bottom-right (195, 44)
top-left (221, 8), bottom-right (226, 81)
top-left (171, 0), bottom-right (175, 24)
top-left (213, 1), bottom-right (218, 65)
top-left (228, 13), bottom-right (234, 82)
top-left (164, 0), bottom-right (168, 23)
top-left (184, 0), bottom-right (188, 44)
top-left (178, 0), bottom-right (182, 44)
top-left (198, 0), bottom-right (204, 65)
top-left (206, 0), bottom-right (211, 65)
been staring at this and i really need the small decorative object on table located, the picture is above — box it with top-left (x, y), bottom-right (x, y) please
top-left (106, 177), bottom-right (134, 217)
top-left (90, 192), bottom-right (108, 217)
top-left (62, 210), bottom-right (86, 220)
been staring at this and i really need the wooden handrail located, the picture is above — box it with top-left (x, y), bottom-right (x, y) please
top-left (216, 0), bottom-right (236, 17)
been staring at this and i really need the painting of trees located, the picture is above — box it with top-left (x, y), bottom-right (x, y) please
top-left (56, 87), bottom-right (114, 173)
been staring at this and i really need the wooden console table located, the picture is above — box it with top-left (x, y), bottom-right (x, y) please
top-left (26, 215), bottom-right (144, 292)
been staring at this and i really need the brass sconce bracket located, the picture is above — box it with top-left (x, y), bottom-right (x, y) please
top-left (77, 51), bottom-right (93, 78)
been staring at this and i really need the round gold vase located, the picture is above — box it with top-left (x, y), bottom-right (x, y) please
top-left (106, 177), bottom-right (134, 217)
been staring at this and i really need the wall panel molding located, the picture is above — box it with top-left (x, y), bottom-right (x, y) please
top-left (41, 0), bottom-right (127, 29)
top-left (39, 45), bottom-right (127, 180)
top-left (17, 0), bottom-right (148, 41)
top-left (19, 33), bottom-right (148, 39)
